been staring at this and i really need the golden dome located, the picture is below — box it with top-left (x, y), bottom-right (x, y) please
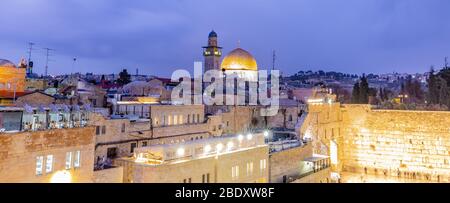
top-left (220, 48), bottom-right (258, 71)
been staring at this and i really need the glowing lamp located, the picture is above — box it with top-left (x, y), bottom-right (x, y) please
top-left (216, 143), bottom-right (224, 153)
top-left (238, 134), bottom-right (244, 142)
top-left (176, 148), bottom-right (185, 156)
top-left (227, 141), bottom-right (234, 151)
top-left (50, 171), bottom-right (72, 183)
top-left (204, 145), bottom-right (212, 154)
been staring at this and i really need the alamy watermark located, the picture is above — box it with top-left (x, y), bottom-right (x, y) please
top-left (170, 62), bottom-right (280, 116)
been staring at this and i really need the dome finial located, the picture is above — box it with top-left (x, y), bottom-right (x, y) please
top-left (237, 40), bottom-right (241, 48)
top-left (209, 30), bottom-right (217, 38)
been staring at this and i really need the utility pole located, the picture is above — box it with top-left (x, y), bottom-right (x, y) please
top-left (43, 48), bottom-right (55, 77)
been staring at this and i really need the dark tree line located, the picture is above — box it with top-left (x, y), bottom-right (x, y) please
top-left (427, 67), bottom-right (450, 108)
top-left (351, 75), bottom-right (376, 104)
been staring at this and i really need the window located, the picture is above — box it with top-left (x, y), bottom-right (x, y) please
top-left (232, 166), bottom-right (239, 180)
top-left (101, 126), bottom-right (106, 134)
top-left (247, 162), bottom-right (254, 176)
top-left (107, 147), bottom-right (117, 159)
top-left (183, 178), bottom-right (192, 183)
top-left (46, 155), bottom-right (53, 173)
top-left (289, 115), bottom-right (293, 122)
top-left (121, 123), bottom-right (126, 133)
top-left (202, 173), bottom-right (211, 183)
top-left (36, 156), bottom-right (44, 175)
top-left (260, 159), bottom-right (267, 172)
top-left (74, 151), bottom-right (81, 168)
top-left (197, 114), bottom-right (200, 123)
top-left (65, 152), bottom-right (72, 170)
top-left (131, 143), bottom-right (137, 153)
top-left (192, 114), bottom-right (196, 123)
top-left (142, 141), bottom-right (148, 147)
top-left (95, 126), bottom-right (100, 135)
top-left (174, 115), bottom-right (178, 125)
top-left (179, 115), bottom-right (184, 124)
top-left (188, 115), bottom-right (191, 123)
top-left (168, 115), bottom-right (172, 125)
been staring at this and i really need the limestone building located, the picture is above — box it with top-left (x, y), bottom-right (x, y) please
top-left (300, 89), bottom-right (450, 183)
top-left (0, 59), bottom-right (26, 106)
top-left (0, 107), bottom-right (95, 183)
top-left (114, 133), bottom-right (269, 183)
top-left (92, 104), bottom-right (224, 169)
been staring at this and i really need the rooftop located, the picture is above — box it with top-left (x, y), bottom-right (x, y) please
top-left (125, 133), bottom-right (267, 166)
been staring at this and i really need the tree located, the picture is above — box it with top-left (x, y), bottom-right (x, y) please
top-left (351, 82), bottom-right (360, 104)
top-left (427, 67), bottom-right (439, 105)
top-left (379, 88), bottom-right (384, 102)
top-left (359, 75), bottom-right (370, 104)
top-left (438, 77), bottom-right (450, 108)
top-left (117, 69), bottom-right (131, 86)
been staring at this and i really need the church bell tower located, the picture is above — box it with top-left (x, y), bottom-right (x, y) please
top-left (203, 30), bottom-right (222, 73)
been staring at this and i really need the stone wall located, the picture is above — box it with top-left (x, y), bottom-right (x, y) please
top-left (341, 106), bottom-right (450, 182)
top-left (292, 168), bottom-right (331, 183)
top-left (115, 145), bottom-right (269, 183)
top-left (269, 144), bottom-right (313, 183)
top-left (93, 167), bottom-right (123, 183)
top-left (301, 103), bottom-right (450, 182)
top-left (0, 127), bottom-right (95, 183)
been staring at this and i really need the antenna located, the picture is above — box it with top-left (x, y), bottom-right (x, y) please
top-left (272, 50), bottom-right (277, 71)
top-left (72, 57), bottom-right (77, 75)
top-left (43, 48), bottom-right (55, 77)
top-left (27, 42), bottom-right (35, 74)
top-left (445, 57), bottom-right (448, 69)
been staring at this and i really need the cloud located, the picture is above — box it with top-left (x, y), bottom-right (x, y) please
top-left (0, 0), bottom-right (449, 76)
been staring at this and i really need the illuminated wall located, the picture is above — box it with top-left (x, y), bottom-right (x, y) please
top-left (301, 103), bottom-right (450, 182)
top-left (0, 127), bottom-right (95, 183)
top-left (341, 106), bottom-right (450, 182)
top-left (0, 66), bottom-right (26, 94)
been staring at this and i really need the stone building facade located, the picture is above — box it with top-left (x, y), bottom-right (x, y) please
top-left (114, 133), bottom-right (269, 183)
top-left (91, 105), bottom-right (224, 167)
top-left (269, 144), bottom-right (313, 183)
top-left (0, 127), bottom-right (95, 183)
top-left (301, 101), bottom-right (450, 183)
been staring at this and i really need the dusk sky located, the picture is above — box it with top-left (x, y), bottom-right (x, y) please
top-left (1, 0), bottom-right (450, 77)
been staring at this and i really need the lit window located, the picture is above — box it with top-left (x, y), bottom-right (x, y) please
top-left (247, 162), bottom-right (254, 176)
top-left (65, 152), bottom-right (72, 170)
top-left (260, 159), bottom-right (267, 172)
top-left (74, 151), bottom-right (81, 168)
top-left (179, 115), bottom-right (184, 124)
top-left (232, 166), bottom-right (240, 180)
top-left (46, 155), bottom-right (54, 173)
top-left (36, 156), bottom-right (44, 176)
top-left (174, 115), bottom-right (178, 125)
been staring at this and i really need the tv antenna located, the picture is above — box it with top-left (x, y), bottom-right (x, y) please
top-left (272, 50), bottom-right (277, 71)
top-left (27, 42), bottom-right (35, 74)
top-left (445, 57), bottom-right (448, 69)
top-left (43, 48), bottom-right (55, 77)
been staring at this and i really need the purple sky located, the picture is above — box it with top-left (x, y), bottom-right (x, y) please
top-left (1, 0), bottom-right (450, 77)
